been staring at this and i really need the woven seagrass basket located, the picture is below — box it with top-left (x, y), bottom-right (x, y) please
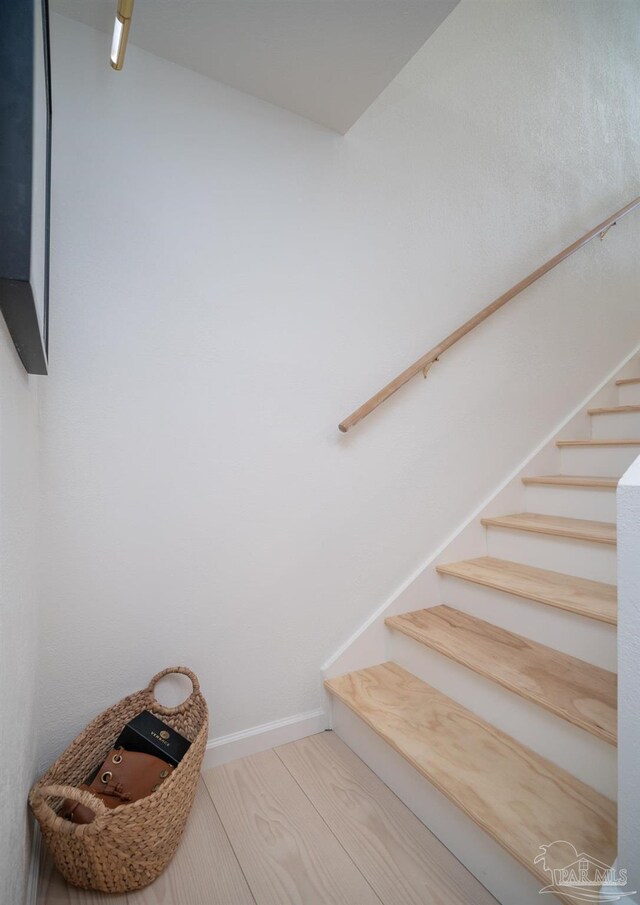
top-left (29, 667), bottom-right (208, 893)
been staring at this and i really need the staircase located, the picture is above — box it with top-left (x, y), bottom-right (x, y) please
top-left (325, 374), bottom-right (640, 904)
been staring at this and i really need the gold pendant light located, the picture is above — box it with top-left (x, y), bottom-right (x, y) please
top-left (110, 0), bottom-right (134, 70)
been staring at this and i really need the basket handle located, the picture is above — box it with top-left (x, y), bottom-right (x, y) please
top-left (145, 666), bottom-right (201, 713)
top-left (30, 784), bottom-right (108, 832)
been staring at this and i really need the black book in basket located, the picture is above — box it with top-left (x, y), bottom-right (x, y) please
top-left (116, 709), bottom-right (191, 767)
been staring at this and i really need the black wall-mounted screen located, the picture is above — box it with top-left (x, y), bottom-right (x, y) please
top-left (0, 0), bottom-right (51, 375)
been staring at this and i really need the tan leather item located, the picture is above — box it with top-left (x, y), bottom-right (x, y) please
top-left (63, 748), bottom-right (174, 825)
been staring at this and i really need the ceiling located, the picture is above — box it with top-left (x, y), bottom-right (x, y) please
top-left (52, 0), bottom-right (459, 132)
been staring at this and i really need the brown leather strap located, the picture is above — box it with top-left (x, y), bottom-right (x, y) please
top-left (62, 749), bottom-right (174, 824)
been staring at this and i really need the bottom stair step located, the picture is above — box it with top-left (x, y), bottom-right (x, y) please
top-left (325, 662), bottom-right (616, 899)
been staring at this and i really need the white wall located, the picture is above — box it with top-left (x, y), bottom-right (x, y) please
top-left (618, 454), bottom-right (640, 895)
top-left (39, 1), bottom-right (640, 767)
top-left (0, 320), bottom-right (40, 905)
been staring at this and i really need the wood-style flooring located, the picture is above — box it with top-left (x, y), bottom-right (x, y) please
top-left (37, 731), bottom-right (496, 905)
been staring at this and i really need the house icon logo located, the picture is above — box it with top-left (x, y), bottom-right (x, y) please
top-left (535, 841), bottom-right (636, 902)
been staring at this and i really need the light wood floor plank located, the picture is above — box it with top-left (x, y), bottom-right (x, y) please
top-left (325, 663), bottom-right (616, 892)
top-left (38, 742), bottom-right (494, 905)
top-left (127, 780), bottom-right (255, 905)
top-left (386, 606), bottom-right (617, 744)
top-left (275, 732), bottom-right (497, 905)
top-left (203, 748), bottom-right (381, 905)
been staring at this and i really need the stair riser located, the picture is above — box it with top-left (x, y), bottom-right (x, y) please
top-left (591, 411), bottom-right (640, 440)
top-left (388, 630), bottom-right (616, 799)
top-left (485, 527), bottom-right (616, 584)
top-left (437, 575), bottom-right (616, 670)
top-left (331, 698), bottom-right (553, 905)
top-left (559, 444), bottom-right (640, 475)
top-left (524, 485), bottom-right (616, 522)
top-left (618, 383), bottom-right (640, 405)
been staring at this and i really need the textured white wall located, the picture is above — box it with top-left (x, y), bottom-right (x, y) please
top-left (617, 454), bottom-right (640, 895)
top-left (0, 321), bottom-right (40, 905)
top-left (39, 2), bottom-right (640, 767)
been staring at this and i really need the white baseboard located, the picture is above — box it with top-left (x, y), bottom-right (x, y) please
top-left (25, 818), bottom-right (41, 905)
top-left (203, 708), bottom-right (328, 768)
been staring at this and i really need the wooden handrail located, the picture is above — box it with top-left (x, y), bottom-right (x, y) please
top-left (339, 196), bottom-right (640, 432)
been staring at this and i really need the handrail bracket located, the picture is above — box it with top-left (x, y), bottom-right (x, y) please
top-left (422, 357), bottom-right (439, 379)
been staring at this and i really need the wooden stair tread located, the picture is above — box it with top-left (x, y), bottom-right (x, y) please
top-left (557, 438), bottom-right (640, 447)
top-left (615, 377), bottom-right (640, 386)
top-left (386, 606), bottom-right (617, 744)
top-left (325, 662), bottom-right (616, 891)
top-left (588, 404), bottom-right (640, 415)
top-left (480, 512), bottom-right (616, 545)
top-left (522, 474), bottom-right (618, 489)
top-left (436, 556), bottom-right (617, 624)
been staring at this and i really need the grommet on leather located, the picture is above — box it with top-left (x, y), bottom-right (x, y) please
top-left (62, 749), bottom-right (175, 824)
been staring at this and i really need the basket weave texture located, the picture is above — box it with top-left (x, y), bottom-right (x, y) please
top-left (29, 667), bottom-right (208, 893)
